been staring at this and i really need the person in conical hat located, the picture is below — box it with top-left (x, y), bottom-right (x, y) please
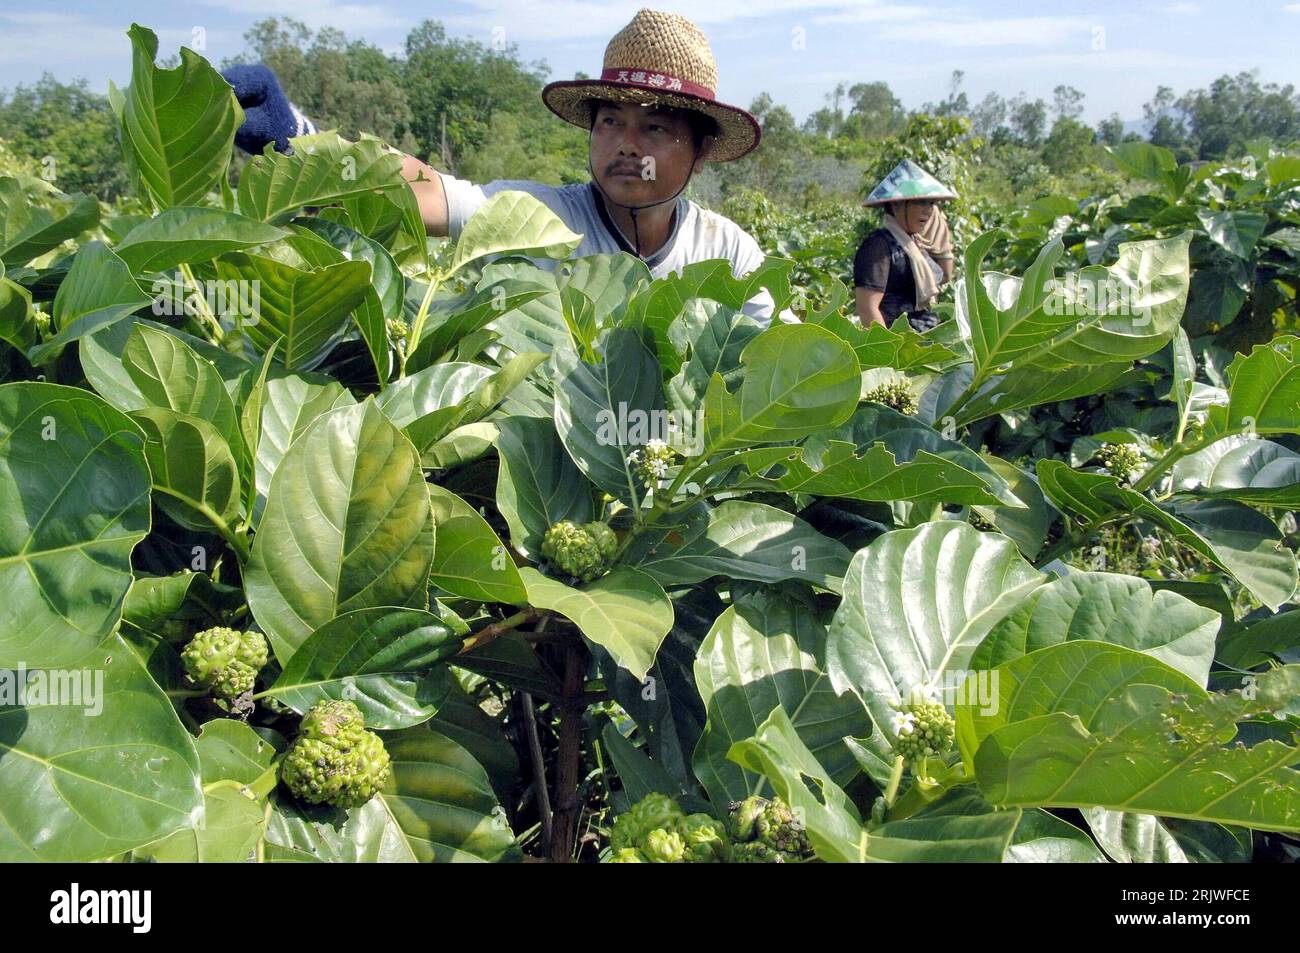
top-left (853, 159), bottom-right (957, 333)
top-left (224, 10), bottom-right (791, 324)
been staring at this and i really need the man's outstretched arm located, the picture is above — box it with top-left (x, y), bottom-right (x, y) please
top-left (399, 153), bottom-right (450, 238)
top-left (222, 64), bottom-right (453, 238)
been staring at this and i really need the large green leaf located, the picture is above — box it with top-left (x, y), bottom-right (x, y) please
top-left (236, 132), bottom-right (412, 224)
top-left (961, 231), bottom-right (1190, 378)
top-left (494, 415), bottom-right (594, 559)
top-left (693, 591), bottom-right (870, 810)
top-left (737, 404), bottom-right (1022, 507)
top-left (558, 253), bottom-right (651, 326)
top-left (27, 242), bottom-right (152, 366)
top-left (137, 785), bottom-right (265, 863)
top-left (936, 360), bottom-right (1138, 427)
top-left (702, 323), bottom-right (860, 452)
top-left (601, 723), bottom-right (678, 805)
top-left (0, 634), bottom-right (202, 861)
top-left (553, 327), bottom-right (665, 503)
top-left (728, 708), bottom-right (1021, 862)
top-left (1083, 809), bottom-right (1189, 863)
top-left (117, 24), bottom-right (239, 209)
top-left (664, 301), bottom-right (764, 415)
top-left (113, 207), bottom-right (287, 273)
top-left (426, 485), bottom-right (527, 605)
top-left (1005, 809), bottom-right (1106, 862)
top-left (214, 252), bottom-right (372, 371)
top-left (192, 719), bottom-right (279, 786)
top-left (518, 566), bottom-right (673, 681)
top-left (1202, 335), bottom-right (1300, 443)
top-left (0, 177), bottom-right (98, 265)
top-left (970, 571), bottom-right (1220, 685)
top-left (263, 608), bottom-right (460, 729)
top-left (826, 521), bottom-right (1046, 764)
top-left (1197, 209), bottom-right (1268, 260)
top-left (970, 455), bottom-right (1052, 559)
top-left (253, 371), bottom-right (355, 521)
top-left (130, 407), bottom-right (240, 534)
top-left (958, 643), bottom-right (1300, 831)
top-left (123, 323), bottom-right (240, 447)
top-left (811, 308), bottom-right (959, 370)
top-left (82, 316), bottom-right (253, 413)
top-left (1037, 460), bottom-right (1297, 610)
top-left (626, 500), bottom-right (852, 593)
top-left (293, 216), bottom-right (402, 385)
top-left (245, 400), bottom-right (434, 663)
top-left (0, 383), bottom-right (152, 668)
top-left (407, 281), bottom-right (548, 372)
top-left (0, 277), bottom-right (35, 351)
top-left (264, 728), bottom-right (520, 862)
top-left (380, 355), bottom-right (545, 453)
top-left (449, 190), bottom-right (582, 274)
top-left (1173, 436), bottom-right (1300, 507)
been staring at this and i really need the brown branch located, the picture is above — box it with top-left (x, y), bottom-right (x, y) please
top-left (548, 639), bottom-right (588, 863)
top-left (521, 691), bottom-right (553, 848)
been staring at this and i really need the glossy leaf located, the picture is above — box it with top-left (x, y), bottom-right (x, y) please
top-left (118, 24), bottom-right (239, 209)
top-left (245, 400), bottom-right (434, 663)
top-left (426, 485), bottom-right (527, 605)
top-left (113, 207), bottom-right (287, 273)
top-left (494, 415), bottom-right (594, 559)
top-left (0, 635), bottom-right (202, 862)
top-left (827, 521), bottom-right (1046, 758)
top-left (693, 591), bottom-right (871, 810)
top-left (518, 566), bottom-right (673, 681)
top-left (0, 383), bottom-right (152, 668)
top-left (264, 608), bottom-right (460, 729)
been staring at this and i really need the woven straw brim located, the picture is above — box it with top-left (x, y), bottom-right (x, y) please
top-left (543, 80), bottom-right (761, 162)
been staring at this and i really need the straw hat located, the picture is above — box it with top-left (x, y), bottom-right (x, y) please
top-left (863, 159), bottom-right (957, 206)
top-left (542, 9), bottom-right (761, 162)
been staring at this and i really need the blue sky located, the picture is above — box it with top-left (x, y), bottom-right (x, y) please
top-left (1, 1), bottom-right (1297, 126)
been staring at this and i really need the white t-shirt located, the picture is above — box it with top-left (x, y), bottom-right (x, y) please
top-left (439, 172), bottom-right (797, 327)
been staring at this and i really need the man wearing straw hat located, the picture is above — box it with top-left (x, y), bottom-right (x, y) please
top-left (223, 9), bottom-right (793, 326)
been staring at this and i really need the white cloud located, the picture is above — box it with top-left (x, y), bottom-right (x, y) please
top-left (1284, 2), bottom-right (1300, 11)
top-left (1160, 2), bottom-right (1200, 13)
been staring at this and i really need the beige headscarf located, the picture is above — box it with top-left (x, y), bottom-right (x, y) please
top-left (882, 207), bottom-right (952, 311)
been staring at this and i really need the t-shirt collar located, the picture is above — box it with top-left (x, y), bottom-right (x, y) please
top-left (588, 181), bottom-right (686, 268)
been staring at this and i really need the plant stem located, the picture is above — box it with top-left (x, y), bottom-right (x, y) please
top-left (1033, 517), bottom-right (1100, 570)
top-left (883, 755), bottom-right (905, 808)
top-left (521, 691), bottom-right (554, 848)
top-left (458, 607), bottom-right (541, 655)
top-left (1129, 443), bottom-right (1194, 495)
top-left (548, 638), bottom-right (587, 863)
top-left (152, 487), bottom-right (251, 564)
top-left (179, 262), bottom-right (224, 344)
top-left (399, 269), bottom-right (445, 379)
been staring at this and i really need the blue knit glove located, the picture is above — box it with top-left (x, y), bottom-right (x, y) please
top-left (221, 64), bottom-right (317, 155)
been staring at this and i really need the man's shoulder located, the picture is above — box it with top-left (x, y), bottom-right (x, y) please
top-left (479, 178), bottom-right (586, 204)
top-left (683, 201), bottom-right (763, 259)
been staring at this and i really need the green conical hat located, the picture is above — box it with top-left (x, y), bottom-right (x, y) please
top-left (863, 159), bottom-right (956, 206)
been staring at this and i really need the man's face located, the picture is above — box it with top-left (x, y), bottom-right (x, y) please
top-left (589, 100), bottom-right (712, 204)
